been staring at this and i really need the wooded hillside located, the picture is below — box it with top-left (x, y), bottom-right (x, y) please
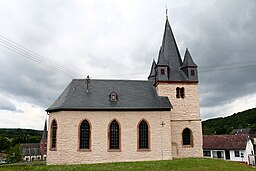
top-left (202, 108), bottom-right (256, 135)
top-left (0, 128), bottom-right (42, 152)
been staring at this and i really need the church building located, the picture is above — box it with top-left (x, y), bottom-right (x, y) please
top-left (46, 16), bottom-right (203, 165)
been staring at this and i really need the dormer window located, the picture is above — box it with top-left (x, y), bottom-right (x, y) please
top-left (109, 92), bottom-right (118, 102)
top-left (191, 69), bottom-right (195, 76)
top-left (160, 69), bottom-right (165, 75)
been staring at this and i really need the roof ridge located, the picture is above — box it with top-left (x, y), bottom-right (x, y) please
top-left (73, 79), bottom-right (150, 82)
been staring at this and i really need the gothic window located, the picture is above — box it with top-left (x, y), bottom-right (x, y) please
top-left (51, 120), bottom-right (57, 149)
top-left (138, 120), bottom-right (149, 149)
top-left (180, 87), bottom-right (185, 98)
top-left (182, 128), bottom-right (192, 146)
top-left (176, 87), bottom-right (180, 98)
top-left (176, 87), bottom-right (185, 98)
top-left (109, 120), bottom-right (120, 150)
top-left (79, 119), bottom-right (91, 150)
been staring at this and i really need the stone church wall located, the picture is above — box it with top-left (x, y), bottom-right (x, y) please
top-left (156, 83), bottom-right (203, 158)
top-left (47, 111), bottom-right (172, 165)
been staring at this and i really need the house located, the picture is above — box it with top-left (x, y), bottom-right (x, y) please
top-left (0, 153), bottom-right (7, 164)
top-left (20, 121), bottom-right (47, 161)
top-left (46, 15), bottom-right (203, 165)
top-left (20, 143), bottom-right (42, 161)
top-left (203, 135), bottom-right (255, 164)
top-left (230, 128), bottom-right (255, 135)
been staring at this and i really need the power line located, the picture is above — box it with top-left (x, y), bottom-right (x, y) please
top-left (200, 60), bottom-right (256, 69)
top-left (1, 34), bottom-right (256, 78)
top-left (200, 64), bottom-right (256, 73)
top-left (0, 35), bottom-right (84, 78)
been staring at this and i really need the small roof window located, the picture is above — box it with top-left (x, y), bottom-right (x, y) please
top-left (109, 92), bottom-right (118, 102)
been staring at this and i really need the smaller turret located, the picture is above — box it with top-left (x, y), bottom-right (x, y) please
top-left (155, 47), bottom-right (169, 81)
top-left (181, 48), bottom-right (198, 82)
top-left (148, 60), bottom-right (156, 84)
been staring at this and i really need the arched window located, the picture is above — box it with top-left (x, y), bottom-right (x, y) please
top-left (79, 119), bottom-right (91, 150)
top-left (138, 120), bottom-right (149, 149)
top-left (180, 87), bottom-right (185, 98)
top-left (51, 120), bottom-right (57, 149)
top-left (176, 87), bottom-right (180, 98)
top-left (109, 120), bottom-right (120, 150)
top-left (176, 87), bottom-right (185, 98)
top-left (182, 128), bottom-right (192, 146)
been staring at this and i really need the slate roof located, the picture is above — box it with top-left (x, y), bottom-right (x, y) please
top-left (46, 79), bottom-right (172, 112)
top-left (161, 18), bottom-right (183, 71)
top-left (149, 18), bottom-right (198, 83)
top-left (20, 143), bottom-right (41, 156)
top-left (203, 135), bottom-right (249, 150)
top-left (230, 129), bottom-right (254, 135)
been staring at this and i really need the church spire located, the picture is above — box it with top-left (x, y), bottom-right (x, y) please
top-left (41, 119), bottom-right (47, 142)
top-left (159, 17), bottom-right (182, 71)
top-left (149, 12), bottom-right (198, 83)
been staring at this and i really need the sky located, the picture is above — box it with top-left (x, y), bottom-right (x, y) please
top-left (0, 0), bottom-right (256, 130)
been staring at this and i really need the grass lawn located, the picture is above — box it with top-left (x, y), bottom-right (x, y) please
top-left (0, 158), bottom-right (255, 171)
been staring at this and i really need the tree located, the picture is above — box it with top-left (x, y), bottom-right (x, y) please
top-left (0, 136), bottom-right (10, 152)
top-left (7, 144), bottom-right (21, 163)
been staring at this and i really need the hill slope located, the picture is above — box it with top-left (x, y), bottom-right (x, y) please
top-left (202, 107), bottom-right (256, 135)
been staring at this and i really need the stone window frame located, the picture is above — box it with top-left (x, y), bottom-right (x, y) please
top-left (108, 119), bottom-right (121, 152)
top-left (182, 128), bottom-right (193, 147)
top-left (78, 118), bottom-right (92, 152)
top-left (50, 119), bottom-right (57, 151)
top-left (137, 119), bottom-right (151, 152)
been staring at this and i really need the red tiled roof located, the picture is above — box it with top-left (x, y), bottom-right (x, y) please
top-left (203, 134), bottom-right (249, 150)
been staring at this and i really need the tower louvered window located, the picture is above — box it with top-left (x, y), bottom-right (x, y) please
top-left (176, 87), bottom-right (185, 98)
top-left (80, 119), bottom-right (90, 149)
top-left (51, 120), bottom-right (57, 149)
top-left (139, 120), bottom-right (149, 149)
top-left (109, 120), bottom-right (120, 150)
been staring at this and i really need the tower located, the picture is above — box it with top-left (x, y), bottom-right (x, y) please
top-left (40, 119), bottom-right (48, 160)
top-left (148, 17), bottom-right (203, 158)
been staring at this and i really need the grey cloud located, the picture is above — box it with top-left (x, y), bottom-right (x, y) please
top-left (0, 96), bottom-right (23, 113)
top-left (171, 0), bottom-right (256, 118)
top-left (0, 0), bottom-right (256, 125)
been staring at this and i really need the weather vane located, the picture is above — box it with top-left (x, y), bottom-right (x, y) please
top-left (166, 6), bottom-right (168, 19)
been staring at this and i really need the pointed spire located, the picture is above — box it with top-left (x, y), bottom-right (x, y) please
top-left (148, 59), bottom-right (156, 78)
top-left (161, 16), bottom-right (182, 71)
top-left (157, 46), bottom-right (168, 66)
top-left (181, 48), bottom-right (197, 68)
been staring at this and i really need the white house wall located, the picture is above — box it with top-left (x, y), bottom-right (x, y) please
top-left (230, 150), bottom-right (246, 162)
